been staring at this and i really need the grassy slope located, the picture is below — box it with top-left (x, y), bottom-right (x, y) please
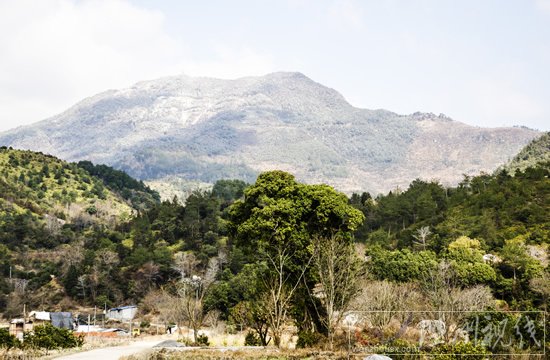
top-left (0, 147), bottom-right (133, 225)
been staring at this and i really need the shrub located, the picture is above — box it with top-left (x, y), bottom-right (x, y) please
top-left (296, 330), bottom-right (324, 348)
top-left (374, 339), bottom-right (421, 360)
top-left (140, 320), bottom-right (151, 328)
top-left (196, 333), bottom-right (209, 346)
top-left (86, 205), bottom-right (97, 215)
top-left (177, 337), bottom-right (194, 346)
top-left (178, 334), bottom-right (210, 347)
top-left (0, 328), bottom-right (19, 350)
top-left (426, 341), bottom-right (488, 359)
top-left (23, 323), bottom-right (84, 350)
top-left (244, 331), bottom-right (262, 346)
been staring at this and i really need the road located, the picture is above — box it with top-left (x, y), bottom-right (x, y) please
top-left (55, 339), bottom-right (161, 360)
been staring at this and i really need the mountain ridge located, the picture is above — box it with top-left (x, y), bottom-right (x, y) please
top-left (0, 72), bottom-right (540, 198)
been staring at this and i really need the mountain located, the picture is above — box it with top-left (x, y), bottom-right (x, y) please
top-left (0, 72), bottom-right (540, 197)
top-left (499, 132), bottom-right (550, 174)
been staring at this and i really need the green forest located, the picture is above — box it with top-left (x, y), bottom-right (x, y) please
top-left (0, 143), bottom-right (549, 356)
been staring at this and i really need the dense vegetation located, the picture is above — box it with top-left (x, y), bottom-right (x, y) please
top-left (500, 131), bottom-right (550, 174)
top-left (0, 323), bottom-right (83, 354)
top-left (0, 145), bottom-right (548, 356)
top-left (0, 147), bottom-right (159, 315)
top-left (351, 162), bottom-right (549, 309)
top-left (77, 160), bottom-right (160, 210)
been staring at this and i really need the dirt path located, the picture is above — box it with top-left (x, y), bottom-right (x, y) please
top-left (55, 340), bottom-right (161, 360)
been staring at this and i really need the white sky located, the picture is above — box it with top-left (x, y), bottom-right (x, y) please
top-left (0, 0), bottom-right (549, 132)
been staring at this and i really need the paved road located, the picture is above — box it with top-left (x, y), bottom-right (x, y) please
top-left (55, 340), bottom-right (161, 360)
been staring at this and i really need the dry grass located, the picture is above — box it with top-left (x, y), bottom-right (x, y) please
top-left (0, 334), bottom-right (133, 359)
top-left (121, 347), bottom-right (356, 360)
top-left (177, 327), bottom-right (299, 349)
top-left (202, 332), bottom-right (245, 347)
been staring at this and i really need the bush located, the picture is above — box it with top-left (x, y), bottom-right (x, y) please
top-left (0, 328), bottom-right (19, 350)
top-left (177, 337), bottom-right (194, 346)
top-left (244, 331), bottom-right (262, 346)
top-left (178, 334), bottom-right (210, 347)
top-left (196, 333), bottom-right (209, 346)
top-left (86, 205), bottom-right (97, 215)
top-left (373, 339), bottom-right (421, 360)
top-left (426, 342), bottom-right (488, 359)
top-left (296, 330), bottom-right (324, 348)
top-left (140, 320), bottom-right (151, 328)
top-left (23, 323), bottom-right (84, 350)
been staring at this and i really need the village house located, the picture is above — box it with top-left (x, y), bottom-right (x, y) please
top-left (106, 305), bottom-right (137, 322)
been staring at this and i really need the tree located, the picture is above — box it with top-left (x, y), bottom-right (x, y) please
top-left (311, 233), bottom-right (364, 350)
top-left (63, 265), bottom-right (80, 298)
top-left (530, 271), bottom-right (550, 311)
top-left (367, 247), bottom-right (438, 282)
top-left (445, 236), bottom-right (496, 286)
top-left (175, 255), bottom-right (219, 343)
top-left (261, 240), bottom-right (311, 347)
top-left (352, 280), bottom-right (422, 337)
top-left (228, 171), bottom-right (364, 346)
top-left (420, 261), bottom-right (494, 341)
top-left (212, 179), bottom-right (248, 205)
top-left (413, 226), bottom-right (432, 250)
top-left (447, 236), bottom-right (484, 262)
top-left (230, 300), bottom-right (271, 346)
top-left (501, 236), bottom-right (538, 281)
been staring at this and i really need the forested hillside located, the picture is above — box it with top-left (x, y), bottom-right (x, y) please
top-left (351, 161), bottom-right (550, 308)
top-left (76, 160), bottom-right (160, 210)
top-left (500, 131), bottom-right (550, 174)
top-left (1, 148), bottom-right (548, 355)
top-left (0, 148), bottom-right (160, 314)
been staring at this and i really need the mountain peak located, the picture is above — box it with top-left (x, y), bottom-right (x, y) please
top-left (0, 73), bottom-right (540, 197)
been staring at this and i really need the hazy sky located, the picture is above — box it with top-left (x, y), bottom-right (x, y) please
top-left (1, 0), bottom-right (549, 132)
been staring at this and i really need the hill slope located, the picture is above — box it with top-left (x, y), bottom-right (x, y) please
top-left (499, 132), bottom-right (550, 174)
top-left (0, 148), bottom-right (160, 314)
top-left (0, 147), bottom-right (159, 250)
top-left (0, 72), bottom-right (540, 196)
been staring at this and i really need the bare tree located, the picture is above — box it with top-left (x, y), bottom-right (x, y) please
top-left (6, 278), bottom-right (30, 317)
top-left (413, 226), bottom-right (431, 250)
top-left (45, 213), bottom-right (62, 235)
top-left (420, 261), bottom-right (494, 341)
top-left (173, 252), bottom-right (200, 280)
top-left (57, 241), bottom-right (84, 273)
top-left (260, 239), bottom-right (313, 347)
top-left (176, 256), bottom-right (219, 343)
top-left (311, 233), bottom-right (364, 350)
top-left (12, 278), bottom-right (29, 294)
top-left (77, 275), bottom-right (87, 298)
top-left (352, 280), bottom-right (421, 337)
top-left (149, 288), bottom-right (184, 331)
top-left (134, 261), bottom-right (161, 294)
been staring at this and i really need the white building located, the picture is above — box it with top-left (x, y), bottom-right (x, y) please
top-left (106, 305), bottom-right (137, 322)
